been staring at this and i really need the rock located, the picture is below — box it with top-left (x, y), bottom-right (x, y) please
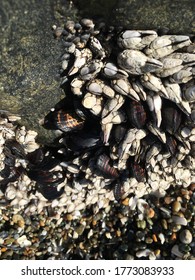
top-left (0, 0), bottom-right (78, 143)
top-left (172, 201), bottom-right (181, 212)
top-left (179, 229), bottom-right (193, 244)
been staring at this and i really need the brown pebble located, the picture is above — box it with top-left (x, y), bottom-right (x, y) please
top-left (161, 219), bottom-right (168, 229)
top-left (154, 249), bottom-right (161, 256)
top-left (1, 247), bottom-right (7, 253)
top-left (189, 183), bottom-right (195, 191)
top-left (39, 220), bottom-right (45, 227)
top-left (116, 230), bottom-right (121, 237)
top-left (152, 234), bottom-right (158, 242)
top-left (65, 214), bottom-right (73, 221)
top-left (181, 189), bottom-right (189, 196)
top-left (92, 220), bottom-right (97, 226)
top-left (122, 198), bottom-right (129, 206)
top-left (147, 208), bottom-right (155, 218)
top-left (172, 201), bottom-right (181, 212)
top-left (170, 232), bottom-right (177, 241)
top-left (164, 196), bottom-right (173, 204)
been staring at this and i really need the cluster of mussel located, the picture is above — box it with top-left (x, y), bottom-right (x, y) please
top-left (41, 19), bottom-right (195, 199)
top-left (1, 18), bottom-right (195, 203)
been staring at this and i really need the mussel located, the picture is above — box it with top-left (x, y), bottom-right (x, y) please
top-left (161, 103), bottom-right (182, 134)
top-left (165, 134), bottom-right (178, 155)
top-left (129, 159), bottom-right (146, 182)
top-left (0, 166), bottom-right (25, 193)
top-left (96, 153), bottom-right (119, 178)
top-left (43, 109), bottom-right (85, 133)
top-left (64, 123), bottom-right (103, 152)
top-left (126, 100), bottom-right (147, 128)
top-left (113, 182), bottom-right (123, 201)
top-left (4, 139), bottom-right (26, 159)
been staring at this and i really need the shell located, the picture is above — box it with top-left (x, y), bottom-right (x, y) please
top-left (129, 160), bottom-right (146, 182)
top-left (165, 135), bottom-right (178, 155)
top-left (64, 124), bottom-right (103, 152)
top-left (113, 182), bottom-right (123, 201)
top-left (4, 139), bottom-right (26, 159)
top-left (126, 100), bottom-right (147, 128)
top-left (161, 104), bottom-right (182, 134)
top-left (96, 154), bottom-right (119, 178)
top-left (0, 166), bottom-right (25, 193)
top-left (43, 109), bottom-right (85, 133)
top-left (183, 85), bottom-right (195, 102)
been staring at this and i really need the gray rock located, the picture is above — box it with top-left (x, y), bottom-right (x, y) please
top-left (0, 0), bottom-right (78, 143)
top-left (179, 229), bottom-right (193, 244)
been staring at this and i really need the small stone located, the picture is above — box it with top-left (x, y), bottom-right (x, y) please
top-left (158, 233), bottom-right (165, 244)
top-left (146, 207), bottom-right (155, 218)
top-left (1, 247), bottom-right (7, 253)
top-left (178, 243), bottom-right (191, 253)
top-left (39, 220), bottom-right (45, 227)
top-left (170, 232), bottom-right (177, 241)
top-left (172, 201), bottom-right (181, 212)
top-left (154, 249), bottom-right (161, 256)
top-left (105, 232), bottom-right (112, 239)
top-left (73, 232), bottom-right (79, 239)
top-left (137, 220), bottom-right (146, 229)
top-left (122, 197), bottom-right (129, 206)
top-left (136, 249), bottom-right (151, 258)
top-left (179, 229), bottom-right (193, 244)
top-left (171, 245), bottom-right (184, 258)
top-left (145, 237), bottom-right (153, 244)
top-left (152, 234), bottom-right (158, 242)
top-left (161, 219), bottom-right (168, 229)
top-left (172, 215), bottom-right (187, 226)
top-left (12, 214), bottom-right (25, 228)
top-left (75, 224), bottom-right (85, 236)
top-left (164, 196), bottom-right (173, 204)
top-left (17, 235), bottom-right (31, 247)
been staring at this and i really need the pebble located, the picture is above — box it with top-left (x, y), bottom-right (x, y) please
top-left (12, 214), bottom-right (25, 228)
top-left (136, 249), bottom-right (151, 258)
top-left (179, 229), bottom-right (193, 244)
top-left (17, 235), bottom-right (31, 247)
top-left (172, 215), bottom-right (187, 226)
top-left (172, 201), bottom-right (181, 212)
top-left (171, 245), bottom-right (184, 258)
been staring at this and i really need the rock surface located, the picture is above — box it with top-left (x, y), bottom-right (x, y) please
top-left (0, 0), bottom-right (78, 143)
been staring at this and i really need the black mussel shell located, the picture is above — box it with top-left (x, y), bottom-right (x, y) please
top-left (165, 134), bottom-right (178, 155)
top-left (43, 109), bottom-right (85, 133)
top-left (3, 154), bottom-right (15, 167)
top-left (113, 181), bottom-right (123, 201)
top-left (126, 100), bottom-right (147, 128)
top-left (96, 153), bottom-right (119, 178)
top-left (137, 133), bottom-right (159, 162)
top-left (161, 104), bottom-right (182, 134)
top-left (0, 164), bottom-right (12, 178)
top-left (0, 166), bottom-right (25, 193)
top-left (4, 139), bottom-right (26, 159)
top-left (112, 124), bottom-right (127, 143)
top-left (64, 124), bottom-right (103, 152)
top-left (129, 159), bottom-right (146, 182)
top-left (26, 148), bottom-right (45, 166)
top-left (37, 184), bottom-right (64, 200)
top-left (27, 169), bottom-right (64, 185)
